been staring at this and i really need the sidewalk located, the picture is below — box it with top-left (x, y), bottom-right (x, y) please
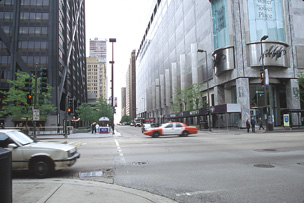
top-left (13, 179), bottom-right (177, 203)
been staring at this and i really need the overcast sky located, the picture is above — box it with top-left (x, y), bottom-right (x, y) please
top-left (85, 0), bottom-right (154, 122)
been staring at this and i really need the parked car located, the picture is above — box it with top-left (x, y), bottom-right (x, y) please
top-left (135, 122), bottom-right (142, 127)
top-left (130, 122), bottom-right (135, 126)
top-left (143, 122), bottom-right (198, 138)
top-left (141, 123), bottom-right (156, 133)
top-left (0, 130), bottom-right (80, 178)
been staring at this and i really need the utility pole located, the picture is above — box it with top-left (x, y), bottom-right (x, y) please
top-left (109, 38), bottom-right (116, 134)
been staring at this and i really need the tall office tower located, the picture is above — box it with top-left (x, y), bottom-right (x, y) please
top-left (89, 38), bottom-right (108, 99)
top-left (136, 0), bottom-right (303, 128)
top-left (0, 0), bottom-right (87, 127)
top-left (89, 38), bottom-right (107, 62)
top-left (86, 57), bottom-right (107, 100)
top-left (126, 50), bottom-right (136, 120)
top-left (121, 87), bottom-right (126, 117)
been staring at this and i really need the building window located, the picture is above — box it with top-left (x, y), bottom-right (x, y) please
top-left (211, 0), bottom-right (230, 49)
top-left (247, 0), bottom-right (285, 42)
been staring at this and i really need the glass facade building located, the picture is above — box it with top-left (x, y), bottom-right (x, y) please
top-left (0, 0), bottom-right (87, 127)
top-left (136, 0), bottom-right (304, 128)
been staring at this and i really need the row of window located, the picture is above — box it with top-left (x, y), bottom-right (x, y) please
top-left (18, 41), bottom-right (48, 51)
top-left (19, 26), bottom-right (48, 37)
top-left (0, 12), bottom-right (49, 22)
top-left (20, 12), bottom-right (49, 21)
top-left (87, 65), bottom-right (98, 68)
top-left (21, 0), bottom-right (49, 7)
top-left (0, 56), bottom-right (11, 66)
top-left (21, 55), bottom-right (48, 66)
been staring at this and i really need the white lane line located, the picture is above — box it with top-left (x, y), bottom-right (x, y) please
top-left (176, 190), bottom-right (216, 197)
top-left (114, 138), bottom-right (126, 164)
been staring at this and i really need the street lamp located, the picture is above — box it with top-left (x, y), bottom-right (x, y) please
top-left (142, 98), bottom-right (145, 118)
top-left (260, 35), bottom-right (270, 131)
top-left (109, 38), bottom-right (116, 134)
top-left (197, 49), bottom-right (211, 132)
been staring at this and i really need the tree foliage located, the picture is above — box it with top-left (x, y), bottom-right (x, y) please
top-left (297, 71), bottom-right (304, 105)
top-left (75, 97), bottom-right (113, 123)
top-left (171, 83), bottom-right (205, 112)
top-left (0, 72), bottom-right (56, 122)
top-left (120, 115), bottom-right (131, 123)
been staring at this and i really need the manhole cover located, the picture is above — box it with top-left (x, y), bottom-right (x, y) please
top-left (79, 171), bottom-right (103, 178)
top-left (263, 149), bottom-right (277, 152)
top-left (131, 161), bottom-right (148, 166)
top-left (254, 164), bottom-right (275, 168)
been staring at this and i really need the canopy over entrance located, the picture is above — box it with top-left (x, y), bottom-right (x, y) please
top-left (99, 117), bottom-right (109, 122)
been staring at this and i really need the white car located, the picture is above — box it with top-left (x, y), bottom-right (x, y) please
top-left (0, 130), bottom-right (80, 178)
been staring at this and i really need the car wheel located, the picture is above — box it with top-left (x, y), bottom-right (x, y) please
top-left (181, 131), bottom-right (189, 137)
top-left (152, 131), bottom-right (160, 138)
top-left (31, 158), bottom-right (54, 178)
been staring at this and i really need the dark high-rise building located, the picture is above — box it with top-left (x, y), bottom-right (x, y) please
top-left (0, 0), bottom-right (87, 126)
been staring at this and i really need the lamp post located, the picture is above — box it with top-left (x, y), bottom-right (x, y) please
top-left (142, 98), bottom-right (145, 118)
top-left (109, 38), bottom-right (116, 134)
top-left (197, 49), bottom-right (211, 132)
top-left (260, 35), bottom-right (269, 131)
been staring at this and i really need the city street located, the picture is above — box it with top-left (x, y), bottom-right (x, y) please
top-left (13, 126), bottom-right (304, 203)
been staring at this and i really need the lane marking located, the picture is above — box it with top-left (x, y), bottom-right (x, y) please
top-left (114, 138), bottom-right (126, 164)
top-left (176, 190), bottom-right (216, 197)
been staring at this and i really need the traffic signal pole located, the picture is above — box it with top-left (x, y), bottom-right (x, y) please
top-left (32, 63), bottom-right (38, 142)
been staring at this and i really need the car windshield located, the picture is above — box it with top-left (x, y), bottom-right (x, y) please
top-left (7, 131), bottom-right (33, 146)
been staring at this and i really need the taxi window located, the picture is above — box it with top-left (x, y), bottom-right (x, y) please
top-left (165, 124), bottom-right (173, 128)
top-left (176, 123), bottom-right (183, 128)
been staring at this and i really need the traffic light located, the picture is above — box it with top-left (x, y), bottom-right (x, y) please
top-left (26, 94), bottom-right (32, 105)
top-left (68, 97), bottom-right (73, 114)
top-left (260, 70), bottom-right (264, 87)
top-left (38, 94), bottom-right (44, 105)
top-left (40, 67), bottom-right (48, 93)
top-left (24, 77), bottom-right (32, 92)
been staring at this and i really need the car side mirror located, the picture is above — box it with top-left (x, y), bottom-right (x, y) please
top-left (8, 143), bottom-right (18, 148)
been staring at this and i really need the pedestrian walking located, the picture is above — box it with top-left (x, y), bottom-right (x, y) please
top-left (96, 123), bottom-right (100, 133)
top-left (246, 119), bottom-right (250, 133)
top-left (258, 118), bottom-right (264, 130)
top-left (251, 117), bottom-right (256, 133)
top-left (91, 122), bottom-right (94, 134)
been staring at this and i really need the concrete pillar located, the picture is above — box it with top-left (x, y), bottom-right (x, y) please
top-left (236, 78), bottom-right (250, 128)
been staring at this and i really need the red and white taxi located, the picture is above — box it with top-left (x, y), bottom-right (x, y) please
top-left (143, 122), bottom-right (198, 138)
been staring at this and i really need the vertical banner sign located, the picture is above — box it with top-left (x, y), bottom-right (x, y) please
top-left (283, 114), bottom-right (289, 127)
top-left (114, 97), bottom-right (117, 107)
top-left (265, 69), bottom-right (269, 86)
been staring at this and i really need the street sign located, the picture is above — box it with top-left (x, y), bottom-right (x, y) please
top-left (33, 109), bottom-right (40, 121)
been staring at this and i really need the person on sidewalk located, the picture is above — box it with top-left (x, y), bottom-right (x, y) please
top-left (258, 118), bottom-right (264, 130)
top-left (251, 117), bottom-right (256, 133)
top-left (246, 119), bottom-right (251, 133)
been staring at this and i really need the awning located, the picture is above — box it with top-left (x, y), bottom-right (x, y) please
top-left (99, 117), bottom-right (109, 121)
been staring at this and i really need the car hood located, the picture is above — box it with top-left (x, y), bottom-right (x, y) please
top-left (26, 142), bottom-right (75, 152)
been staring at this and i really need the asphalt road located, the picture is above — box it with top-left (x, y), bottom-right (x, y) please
top-left (13, 126), bottom-right (304, 203)
top-left (113, 126), bottom-right (304, 203)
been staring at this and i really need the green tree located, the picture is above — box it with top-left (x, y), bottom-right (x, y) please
top-left (297, 71), bottom-right (304, 105)
top-left (76, 97), bottom-right (113, 124)
top-left (120, 115), bottom-right (131, 123)
top-left (0, 72), bottom-right (56, 127)
top-left (171, 83), bottom-right (205, 112)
